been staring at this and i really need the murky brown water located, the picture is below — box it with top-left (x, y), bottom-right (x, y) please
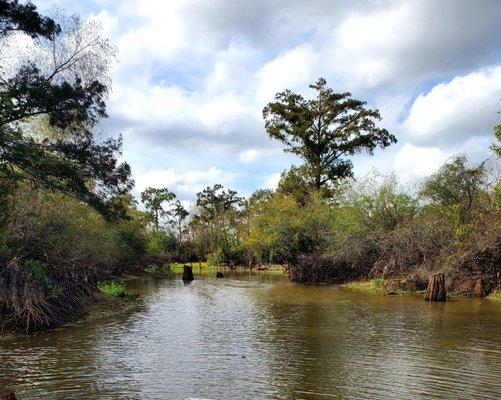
top-left (1, 271), bottom-right (500, 399)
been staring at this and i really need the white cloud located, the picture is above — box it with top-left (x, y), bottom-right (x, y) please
top-left (33, 0), bottom-right (501, 200)
top-left (402, 66), bottom-right (501, 146)
top-left (256, 45), bottom-right (319, 103)
top-left (239, 149), bottom-right (261, 163)
top-left (263, 172), bottom-right (282, 189)
top-left (238, 148), bottom-right (281, 163)
top-left (133, 166), bottom-right (238, 200)
top-left (393, 143), bottom-right (448, 182)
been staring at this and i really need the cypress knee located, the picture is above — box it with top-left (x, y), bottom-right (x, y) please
top-left (424, 273), bottom-right (447, 301)
top-left (182, 265), bottom-right (194, 281)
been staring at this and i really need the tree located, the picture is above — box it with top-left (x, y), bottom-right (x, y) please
top-left (191, 184), bottom-right (243, 260)
top-left (0, 0), bottom-right (59, 38)
top-left (241, 191), bottom-right (334, 264)
top-left (277, 165), bottom-right (315, 204)
top-left (491, 124), bottom-right (501, 156)
top-left (263, 78), bottom-right (396, 191)
top-left (346, 172), bottom-right (417, 231)
top-left (420, 155), bottom-right (485, 223)
top-left (140, 187), bottom-right (176, 230)
top-left (172, 199), bottom-right (189, 244)
top-left (194, 184), bottom-right (242, 223)
top-left (0, 2), bottom-right (131, 221)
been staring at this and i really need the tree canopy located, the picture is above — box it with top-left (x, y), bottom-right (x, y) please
top-left (140, 187), bottom-right (176, 230)
top-left (420, 155), bottom-right (485, 222)
top-left (0, 1), bottom-right (131, 220)
top-left (0, 0), bottom-right (59, 38)
top-left (263, 78), bottom-right (396, 191)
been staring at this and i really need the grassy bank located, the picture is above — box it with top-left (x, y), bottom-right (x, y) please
top-left (168, 262), bottom-right (286, 276)
top-left (342, 278), bottom-right (501, 299)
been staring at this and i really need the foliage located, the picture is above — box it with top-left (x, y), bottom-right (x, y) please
top-left (140, 187), bottom-right (176, 229)
top-left (0, 0), bottom-right (60, 38)
top-left (420, 155), bottom-right (485, 223)
top-left (241, 191), bottom-right (334, 264)
top-left (194, 184), bottom-right (242, 222)
top-left (263, 78), bottom-right (396, 190)
top-left (0, 3), bottom-right (131, 221)
top-left (277, 165), bottom-right (316, 204)
top-left (25, 258), bottom-right (56, 299)
top-left (491, 124), bottom-right (501, 156)
top-left (188, 184), bottom-right (243, 262)
top-left (344, 172), bottom-right (417, 232)
top-left (98, 281), bottom-right (126, 297)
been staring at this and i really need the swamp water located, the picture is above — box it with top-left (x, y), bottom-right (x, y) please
top-left (1, 271), bottom-right (500, 399)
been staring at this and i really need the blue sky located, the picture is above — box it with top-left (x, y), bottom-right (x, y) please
top-left (34, 0), bottom-right (501, 203)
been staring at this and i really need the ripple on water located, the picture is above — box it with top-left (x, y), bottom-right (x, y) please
top-left (1, 275), bottom-right (500, 399)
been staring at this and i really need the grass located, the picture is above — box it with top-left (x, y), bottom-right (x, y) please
top-left (169, 261), bottom-right (212, 273)
top-left (487, 290), bottom-right (501, 300)
top-left (98, 281), bottom-right (126, 297)
top-left (342, 278), bottom-right (385, 294)
top-left (168, 262), bottom-right (286, 275)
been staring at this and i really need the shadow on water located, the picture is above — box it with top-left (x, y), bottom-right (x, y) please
top-left (1, 273), bottom-right (500, 399)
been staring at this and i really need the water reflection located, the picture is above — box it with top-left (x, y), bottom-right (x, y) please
top-left (1, 273), bottom-right (500, 399)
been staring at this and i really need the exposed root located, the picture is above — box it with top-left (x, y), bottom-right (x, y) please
top-left (0, 259), bottom-right (98, 333)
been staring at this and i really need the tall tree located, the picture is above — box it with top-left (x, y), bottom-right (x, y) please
top-left (263, 78), bottom-right (396, 191)
top-left (172, 200), bottom-right (188, 238)
top-left (140, 187), bottom-right (176, 230)
top-left (0, 2), bottom-right (131, 220)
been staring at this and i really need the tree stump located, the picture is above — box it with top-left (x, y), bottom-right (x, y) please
top-left (216, 271), bottom-right (224, 278)
top-left (474, 278), bottom-right (485, 297)
top-left (182, 265), bottom-right (194, 281)
top-left (424, 273), bottom-right (447, 301)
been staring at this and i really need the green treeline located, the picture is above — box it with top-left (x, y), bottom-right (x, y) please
top-left (0, 1), bottom-right (500, 333)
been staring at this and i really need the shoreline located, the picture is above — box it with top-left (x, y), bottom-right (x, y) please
top-left (341, 278), bottom-right (501, 300)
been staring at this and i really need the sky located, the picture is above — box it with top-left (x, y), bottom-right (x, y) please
top-left (34, 0), bottom-right (501, 202)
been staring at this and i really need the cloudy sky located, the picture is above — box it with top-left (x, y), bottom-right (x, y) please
top-left (35, 0), bottom-right (501, 201)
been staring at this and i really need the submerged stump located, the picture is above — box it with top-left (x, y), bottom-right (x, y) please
top-left (474, 278), bottom-right (486, 297)
top-left (424, 273), bottom-right (447, 301)
top-left (182, 265), bottom-right (194, 281)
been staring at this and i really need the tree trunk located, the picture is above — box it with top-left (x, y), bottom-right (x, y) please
top-left (424, 273), bottom-right (447, 301)
top-left (474, 278), bottom-right (486, 297)
top-left (182, 265), bottom-right (194, 281)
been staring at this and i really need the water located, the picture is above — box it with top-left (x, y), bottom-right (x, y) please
top-left (1, 271), bottom-right (500, 399)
